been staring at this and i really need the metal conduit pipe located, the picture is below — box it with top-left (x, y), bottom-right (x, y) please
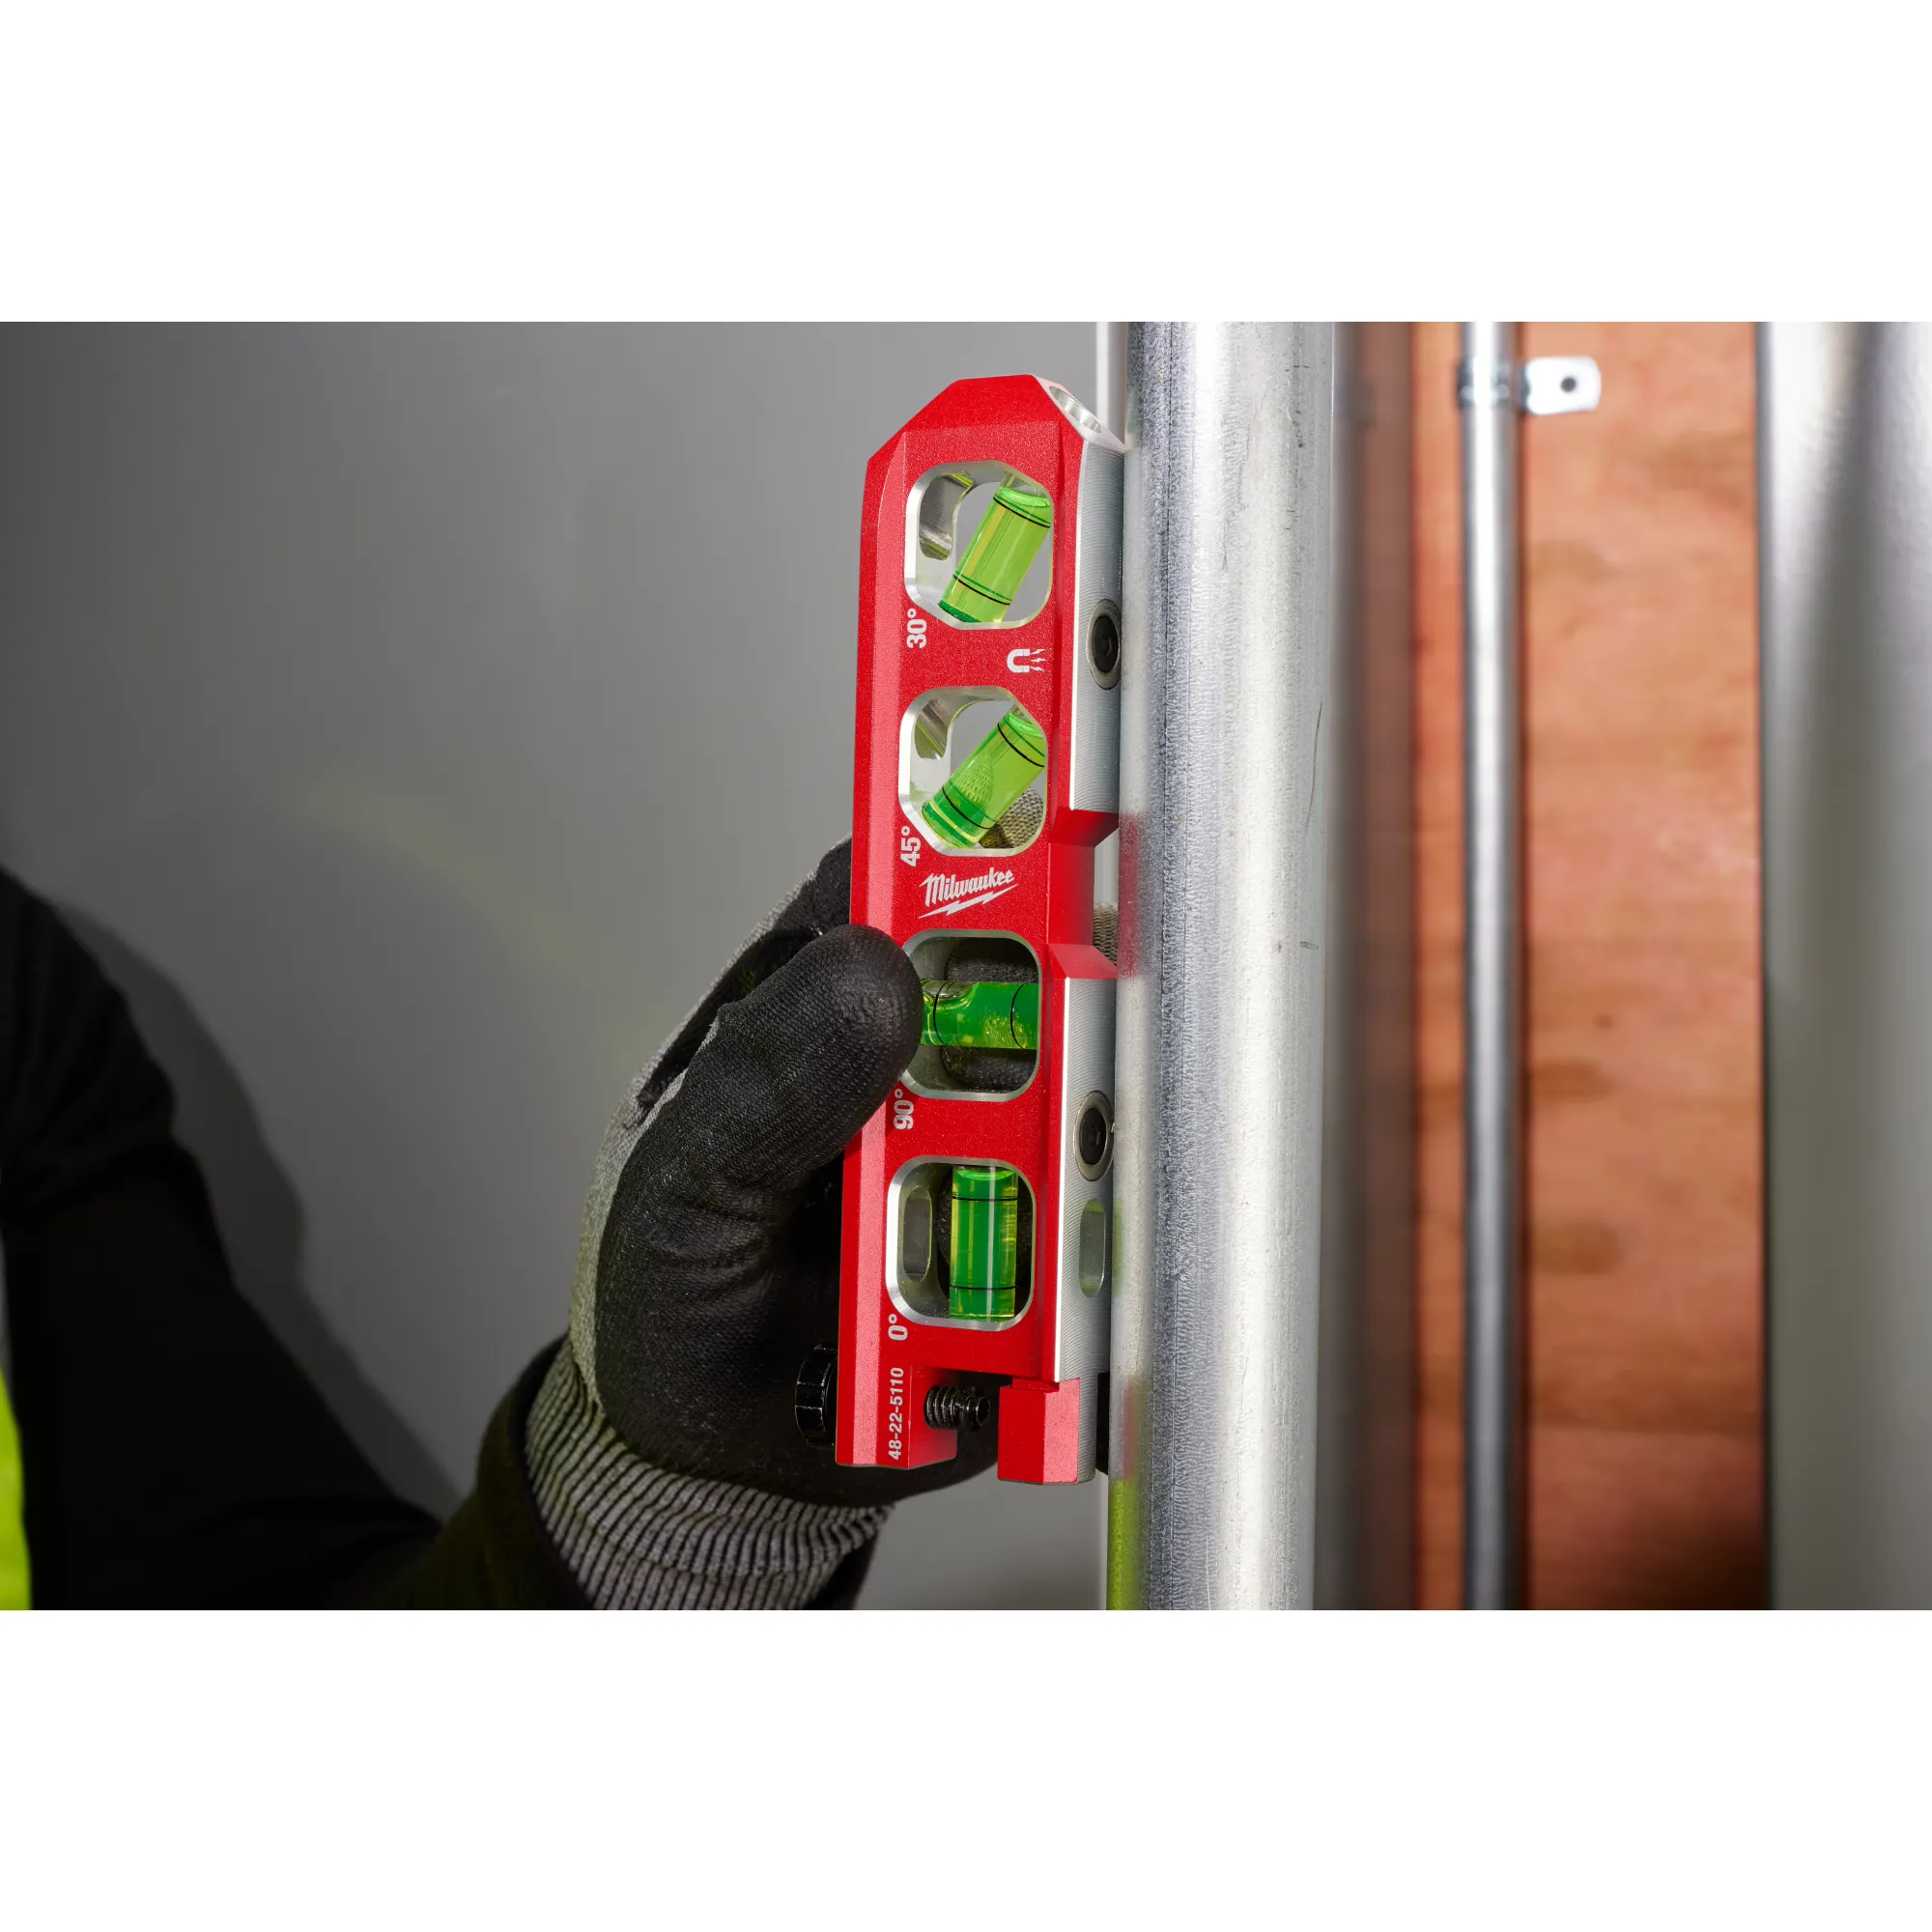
top-left (1108, 323), bottom-right (1336, 1608)
top-left (1764, 324), bottom-right (1932, 1605)
top-left (1459, 321), bottom-right (1525, 1610)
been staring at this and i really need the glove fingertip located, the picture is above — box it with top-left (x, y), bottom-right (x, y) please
top-left (807, 923), bottom-right (922, 1095)
top-left (651, 923), bottom-right (923, 1191)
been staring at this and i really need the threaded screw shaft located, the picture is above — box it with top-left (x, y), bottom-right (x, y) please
top-left (924, 1383), bottom-right (992, 1433)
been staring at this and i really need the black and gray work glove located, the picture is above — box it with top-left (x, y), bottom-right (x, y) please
top-left (524, 842), bottom-right (997, 1607)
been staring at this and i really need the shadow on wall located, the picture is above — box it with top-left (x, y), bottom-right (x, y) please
top-left (64, 909), bottom-right (459, 1519)
top-left (861, 1463), bottom-right (1104, 1608)
top-left (55, 904), bottom-right (1112, 1603)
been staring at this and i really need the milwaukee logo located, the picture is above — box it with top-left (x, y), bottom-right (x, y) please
top-left (920, 867), bottom-right (1018, 919)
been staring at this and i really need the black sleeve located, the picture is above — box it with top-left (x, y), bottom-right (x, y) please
top-left (1, 867), bottom-right (874, 1609)
top-left (0, 866), bottom-right (560, 1606)
top-left (376, 1340), bottom-right (878, 1606)
top-left (376, 1344), bottom-right (586, 1607)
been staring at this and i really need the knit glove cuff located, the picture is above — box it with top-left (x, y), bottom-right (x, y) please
top-left (523, 1345), bottom-right (890, 1609)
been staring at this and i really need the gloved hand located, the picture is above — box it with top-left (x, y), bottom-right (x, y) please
top-left (523, 840), bottom-right (998, 1608)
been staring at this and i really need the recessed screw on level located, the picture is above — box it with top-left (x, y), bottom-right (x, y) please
top-left (1088, 600), bottom-right (1122, 689)
top-left (1075, 1091), bottom-right (1115, 1180)
top-left (925, 1383), bottom-right (991, 1433)
top-left (794, 1344), bottom-right (837, 1447)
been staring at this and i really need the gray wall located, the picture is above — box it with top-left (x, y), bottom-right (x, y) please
top-left (1763, 323), bottom-right (1932, 1606)
top-left (0, 323), bottom-right (1103, 1607)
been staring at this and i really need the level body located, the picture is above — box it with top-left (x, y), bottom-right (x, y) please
top-left (838, 374), bottom-right (1122, 1484)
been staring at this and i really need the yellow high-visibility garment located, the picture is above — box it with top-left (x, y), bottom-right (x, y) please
top-left (0, 1370), bottom-right (27, 1609)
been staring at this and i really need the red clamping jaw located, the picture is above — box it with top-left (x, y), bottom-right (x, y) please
top-left (836, 375), bottom-right (1123, 1486)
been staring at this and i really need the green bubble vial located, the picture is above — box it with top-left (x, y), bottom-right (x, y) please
top-left (949, 1164), bottom-right (1019, 1321)
top-left (939, 479), bottom-right (1053, 625)
top-left (921, 705), bottom-right (1047, 849)
top-left (921, 980), bottom-right (1040, 1052)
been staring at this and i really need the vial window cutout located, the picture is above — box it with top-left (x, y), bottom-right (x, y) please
top-left (902, 687), bottom-right (1048, 859)
top-left (900, 933), bottom-right (1039, 1100)
top-left (891, 1159), bottom-right (1035, 1326)
top-left (905, 463), bottom-right (1054, 632)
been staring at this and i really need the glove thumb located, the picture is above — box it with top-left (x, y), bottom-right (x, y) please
top-left (570, 923), bottom-right (920, 1424)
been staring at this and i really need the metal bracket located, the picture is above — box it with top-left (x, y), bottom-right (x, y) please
top-left (1456, 354), bottom-right (1603, 416)
top-left (1520, 355), bottom-right (1602, 415)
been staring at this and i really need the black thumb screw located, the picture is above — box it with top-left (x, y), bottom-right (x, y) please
top-left (794, 1345), bottom-right (837, 1447)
